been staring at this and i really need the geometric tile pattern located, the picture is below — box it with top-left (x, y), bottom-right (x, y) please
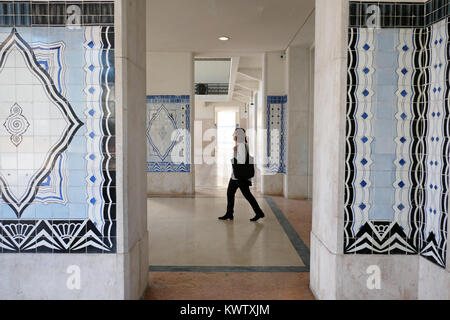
top-left (421, 18), bottom-right (448, 267)
top-left (0, 29), bottom-right (83, 217)
top-left (146, 95), bottom-right (190, 173)
top-left (345, 27), bottom-right (419, 257)
top-left (31, 42), bottom-right (71, 206)
top-left (267, 95), bottom-right (287, 174)
top-left (346, 5), bottom-right (449, 268)
top-left (0, 2), bottom-right (116, 253)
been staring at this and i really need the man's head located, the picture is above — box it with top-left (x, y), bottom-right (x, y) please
top-left (233, 128), bottom-right (247, 143)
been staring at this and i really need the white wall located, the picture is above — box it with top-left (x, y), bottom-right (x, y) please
top-left (194, 101), bottom-right (216, 164)
top-left (146, 52), bottom-right (195, 195)
top-left (195, 101), bottom-right (214, 119)
top-left (266, 51), bottom-right (287, 96)
top-left (147, 52), bottom-right (193, 95)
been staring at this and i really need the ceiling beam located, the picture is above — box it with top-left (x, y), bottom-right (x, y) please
top-left (234, 89), bottom-right (252, 98)
top-left (195, 52), bottom-right (265, 59)
top-left (205, 100), bottom-right (245, 107)
top-left (233, 95), bottom-right (250, 104)
top-left (237, 68), bottom-right (262, 81)
top-left (235, 80), bottom-right (260, 91)
top-left (227, 56), bottom-right (240, 102)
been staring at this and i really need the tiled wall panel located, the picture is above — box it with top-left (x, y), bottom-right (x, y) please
top-left (346, 1), bottom-right (449, 268)
top-left (146, 95), bottom-right (190, 173)
top-left (0, 2), bottom-right (116, 253)
top-left (267, 95), bottom-right (287, 174)
top-left (346, 27), bottom-right (419, 255)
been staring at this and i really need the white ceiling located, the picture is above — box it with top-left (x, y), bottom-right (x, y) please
top-left (147, 0), bottom-right (315, 53)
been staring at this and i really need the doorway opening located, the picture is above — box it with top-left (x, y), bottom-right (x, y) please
top-left (215, 110), bottom-right (237, 188)
top-left (146, 52), bottom-right (311, 300)
top-left (195, 108), bottom-right (240, 191)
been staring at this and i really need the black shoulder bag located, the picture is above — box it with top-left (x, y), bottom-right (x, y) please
top-left (232, 146), bottom-right (255, 181)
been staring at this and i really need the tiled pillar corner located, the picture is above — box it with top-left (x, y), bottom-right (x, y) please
top-left (146, 52), bottom-right (195, 195)
top-left (115, 0), bottom-right (148, 299)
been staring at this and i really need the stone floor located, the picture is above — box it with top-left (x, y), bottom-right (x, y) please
top-left (144, 190), bottom-right (314, 300)
top-left (147, 197), bottom-right (304, 267)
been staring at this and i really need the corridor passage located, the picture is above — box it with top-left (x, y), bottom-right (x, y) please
top-left (195, 110), bottom-right (239, 191)
top-left (145, 192), bottom-right (313, 300)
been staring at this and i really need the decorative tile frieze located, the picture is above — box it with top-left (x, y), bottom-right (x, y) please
top-left (0, 1), bottom-right (114, 27)
top-left (349, 1), bottom-right (449, 28)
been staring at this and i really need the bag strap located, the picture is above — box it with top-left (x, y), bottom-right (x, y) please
top-left (234, 144), bottom-right (251, 165)
top-left (245, 144), bottom-right (249, 164)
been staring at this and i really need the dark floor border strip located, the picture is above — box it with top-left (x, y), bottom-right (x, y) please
top-left (149, 266), bottom-right (308, 273)
top-left (264, 197), bottom-right (310, 271)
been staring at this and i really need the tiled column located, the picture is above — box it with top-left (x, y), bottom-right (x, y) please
top-left (146, 52), bottom-right (195, 195)
top-left (309, 0), bottom-right (348, 300)
top-left (0, 0), bottom-right (148, 299)
top-left (260, 52), bottom-right (286, 195)
top-left (312, 0), bottom-right (421, 300)
top-left (115, 0), bottom-right (149, 299)
top-left (312, 0), bottom-right (450, 300)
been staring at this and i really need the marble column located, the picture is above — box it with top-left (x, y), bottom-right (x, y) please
top-left (259, 52), bottom-right (286, 195)
top-left (284, 46), bottom-right (313, 199)
top-left (115, 0), bottom-right (149, 299)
